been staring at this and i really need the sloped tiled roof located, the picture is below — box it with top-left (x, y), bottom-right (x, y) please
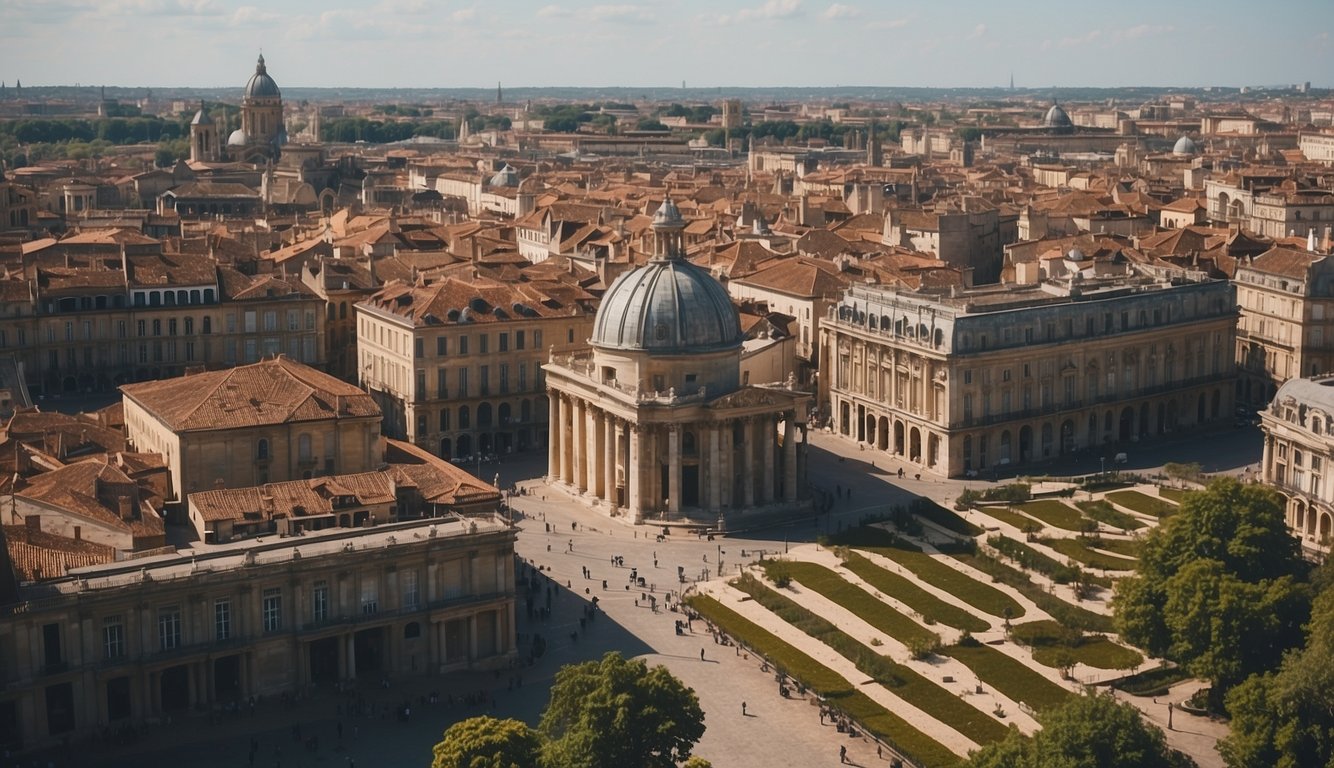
top-left (121, 356), bottom-right (379, 432)
top-left (4, 525), bottom-right (116, 582)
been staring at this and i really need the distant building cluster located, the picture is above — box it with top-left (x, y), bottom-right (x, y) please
top-left (5, 56), bottom-right (1334, 751)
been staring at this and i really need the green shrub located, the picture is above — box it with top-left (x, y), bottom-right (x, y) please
top-left (1104, 490), bottom-right (1176, 517)
top-left (987, 535), bottom-right (1081, 584)
top-left (840, 551), bottom-right (990, 632)
top-left (1042, 538), bottom-right (1137, 571)
top-left (1074, 500), bottom-right (1145, 530)
top-left (948, 550), bottom-right (1114, 632)
top-left (980, 483), bottom-right (1032, 503)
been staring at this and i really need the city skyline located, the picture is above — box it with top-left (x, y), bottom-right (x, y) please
top-left (4, 0), bottom-right (1333, 91)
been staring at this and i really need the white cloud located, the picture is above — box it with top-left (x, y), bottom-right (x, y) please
top-left (866, 17), bottom-right (908, 30)
top-left (586, 5), bottom-right (650, 23)
top-left (1056, 29), bottom-right (1101, 48)
top-left (451, 7), bottom-right (477, 23)
top-left (229, 5), bottom-right (280, 26)
top-left (1113, 24), bottom-right (1173, 41)
top-left (711, 0), bottom-right (802, 25)
top-left (821, 3), bottom-right (859, 20)
top-left (537, 4), bottom-right (570, 18)
top-left (966, 23), bottom-right (985, 40)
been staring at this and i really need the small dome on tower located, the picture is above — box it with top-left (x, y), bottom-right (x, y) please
top-left (244, 54), bottom-right (281, 100)
top-left (227, 128), bottom-right (248, 146)
top-left (652, 197), bottom-right (683, 228)
top-left (190, 102), bottom-right (213, 125)
top-left (488, 164), bottom-right (519, 187)
top-left (1066, 247), bottom-right (1087, 261)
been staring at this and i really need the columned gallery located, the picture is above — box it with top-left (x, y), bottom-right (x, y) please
top-left (544, 199), bottom-right (810, 524)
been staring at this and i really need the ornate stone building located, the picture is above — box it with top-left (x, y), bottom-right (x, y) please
top-left (1234, 244), bottom-right (1334, 406)
top-left (190, 55), bottom-right (285, 164)
top-left (820, 262), bottom-right (1236, 477)
top-left (1260, 376), bottom-right (1334, 558)
top-left (543, 200), bottom-right (810, 525)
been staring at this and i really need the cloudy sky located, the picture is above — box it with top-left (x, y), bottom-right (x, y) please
top-left (4, 0), bottom-right (1332, 89)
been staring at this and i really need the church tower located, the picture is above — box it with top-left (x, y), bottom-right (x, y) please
top-left (189, 101), bottom-right (218, 163)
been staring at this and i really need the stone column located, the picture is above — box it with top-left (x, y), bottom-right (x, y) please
top-left (604, 416), bottom-right (618, 509)
top-left (346, 634), bottom-right (357, 679)
top-left (762, 416), bottom-right (776, 504)
top-left (721, 422), bottom-right (734, 508)
top-left (548, 394), bottom-right (560, 480)
top-left (627, 425), bottom-right (642, 522)
top-left (557, 396), bottom-right (571, 484)
top-left (742, 418), bottom-right (755, 508)
top-left (783, 413), bottom-right (798, 501)
top-left (1262, 435), bottom-right (1273, 476)
top-left (587, 407), bottom-right (600, 495)
top-left (708, 425), bottom-right (721, 512)
top-left (573, 399), bottom-right (587, 493)
top-left (668, 425), bottom-right (682, 517)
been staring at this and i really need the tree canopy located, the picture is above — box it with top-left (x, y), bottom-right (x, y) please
top-left (431, 716), bottom-right (542, 768)
top-left (962, 693), bottom-right (1195, 768)
top-left (539, 651), bottom-right (705, 768)
top-left (1113, 478), bottom-right (1311, 705)
top-left (1220, 566), bottom-right (1334, 768)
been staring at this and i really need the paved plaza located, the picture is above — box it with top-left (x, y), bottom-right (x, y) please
top-left (40, 425), bottom-right (1253, 768)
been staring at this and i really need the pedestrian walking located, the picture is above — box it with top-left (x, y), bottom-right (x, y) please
top-left (741, 701), bottom-right (747, 716)
top-left (839, 745), bottom-right (848, 763)
top-left (700, 648), bottom-right (705, 661)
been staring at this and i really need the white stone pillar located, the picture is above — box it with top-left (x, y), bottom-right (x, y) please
top-left (548, 394), bottom-right (560, 480)
top-left (558, 396), bottom-right (571, 484)
top-left (708, 425), bottom-right (721, 512)
top-left (573, 399), bottom-right (587, 493)
top-left (586, 407), bottom-right (599, 495)
top-left (742, 418), bottom-right (755, 508)
top-left (604, 416), bottom-right (617, 509)
top-left (627, 425), bottom-right (642, 522)
top-left (762, 416), bottom-right (776, 504)
top-left (668, 426), bottom-right (682, 516)
top-left (783, 414), bottom-right (798, 501)
top-left (721, 422), bottom-right (734, 508)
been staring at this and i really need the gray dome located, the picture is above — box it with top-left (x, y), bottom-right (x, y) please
top-left (1066, 247), bottom-right (1087, 261)
top-left (1172, 135), bottom-right (1199, 156)
top-left (190, 102), bottom-right (213, 125)
top-left (653, 197), bottom-right (683, 227)
top-left (489, 164), bottom-right (519, 187)
top-left (244, 54), bottom-right (281, 100)
top-left (592, 257), bottom-right (741, 354)
top-left (227, 128), bottom-right (248, 146)
top-left (1043, 103), bottom-right (1072, 128)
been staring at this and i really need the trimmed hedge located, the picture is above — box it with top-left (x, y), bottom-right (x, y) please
top-left (947, 551), bottom-right (1114, 633)
top-left (973, 505), bottom-right (1042, 531)
top-left (1112, 664), bottom-right (1193, 697)
top-left (912, 497), bottom-right (985, 537)
top-left (1042, 538), bottom-right (1138, 571)
top-left (686, 594), bottom-right (962, 768)
top-left (987, 535), bottom-right (1081, 584)
top-left (1074, 500), bottom-right (1145, 530)
top-left (1104, 490), bottom-right (1176, 517)
top-left (1016, 500), bottom-right (1088, 531)
top-left (1008, 619), bottom-right (1143, 670)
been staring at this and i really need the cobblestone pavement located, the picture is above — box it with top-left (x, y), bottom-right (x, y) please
top-left (35, 427), bottom-right (1251, 768)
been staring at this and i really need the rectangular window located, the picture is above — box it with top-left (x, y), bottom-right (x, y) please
top-left (168, 319), bottom-right (177, 336)
top-left (158, 607), bottom-right (182, 651)
top-left (436, 336), bottom-right (447, 356)
top-left (533, 330), bottom-right (542, 349)
top-left (215, 599), bottom-right (231, 641)
top-left (499, 363), bottom-right (509, 395)
top-left (479, 334), bottom-right (489, 354)
top-left (262, 588), bottom-right (282, 633)
top-left (480, 365), bottom-right (490, 396)
top-left (518, 363), bottom-right (526, 392)
top-left (263, 311), bottom-right (278, 332)
top-left (313, 581), bottom-right (329, 623)
top-left (414, 338), bottom-right (424, 359)
top-left (415, 369), bottom-right (426, 399)
top-left (137, 320), bottom-right (146, 337)
top-left (287, 310), bottom-right (299, 331)
top-left (403, 570), bottom-right (419, 609)
top-left (458, 368), bottom-right (469, 397)
top-left (361, 579), bottom-right (379, 615)
top-left (103, 616), bottom-right (125, 660)
top-left (437, 367), bottom-right (448, 398)
top-left (515, 330), bottom-right (525, 350)
top-left (458, 335), bottom-right (469, 355)
top-left (305, 310), bottom-right (315, 331)
top-left (499, 332), bottom-right (509, 352)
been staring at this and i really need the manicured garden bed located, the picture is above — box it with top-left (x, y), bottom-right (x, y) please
top-left (1112, 664), bottom-right (1193, 696)
top-left (1104, 490), bottom-right (1176, 517)
top-left (1042, 538), bottom-right (1138, 571)
top-left (735, 576), bottom-right (1011, 747)
top-left (1086, 537), bottom-right (1141, 559)
top-left (1157, 487), bottom-right (1191, 504)
top-left (972, 505), bottom-right (1041, 531)
top-left (942, 641), bottom-right (1073, 711)
top-left (1008, 620), bottom-right (1143, 670)
top-left (987, 535), bottom-right (1081, 584)
top-left (842, 530), bottom-right (1026, 620)
top-left (685, 594), bottom-right (965, 768)
top-left (763, 560), bottom-right (939, 648)
top-left (1074, 500), bottom-right (1145, 530)
top-left (1016, 500), bottom-right (1088, 531)
top-left (840, 551), bottom-right (991, 633)
top-left (913, 498), bottom-right (985, 537)
top-left (949, 551), bottom-right (1114, 631)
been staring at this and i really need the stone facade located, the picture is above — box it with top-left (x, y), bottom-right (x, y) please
top-left (820, 272), bottom-right (1237, 477)
top-left (0, 515), bottom-right (516, 751)
top-left (1260, 376), bottom-right (1334, 558)
top-left (1234, 245), bottom-right (1334, 405)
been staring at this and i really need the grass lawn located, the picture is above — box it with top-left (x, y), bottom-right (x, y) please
top-left (1042, 538), bottom-right (1138, 571)
top-left (973, 505), bottom-right (1042, 531)
top-left (1087, 537), bottom-right (1141, 558)
top-left (686, 594), bottom-right (965, 768)
top-left (735, 576), bottom-right (1011, 748)
top-left (764, 561), bottom-right (939, 648)
top-left (1074, 500), bottom-right (1146, 531)
top-left (1157, 487), bottom-right (1192, 503)
top-left (854, 540), bottom-right (1027, 621)
top-left (1009, 620), bottom-right (1143, 670)
top-left (942, 642), bottom-right (1074, 711)
top-left (1016, 500), bottom-right (1088, 531)
top-left (1105, 490), bottom-right (1177, 517)
top-left (949, 551), bottom-right (1114, 632)
top-left (841, 551), bottom-right (991, 633)
top-left (987, 536), bottom-right (1081, 584)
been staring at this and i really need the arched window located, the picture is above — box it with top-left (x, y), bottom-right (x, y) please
top-left (440, 409), bottom-right (450, 431)
top-left (459, 406), bottom-right (470, 429)
top-left (256, 438), bottom-right (270, 460)
top-left (298, 434), bottom-right (312, 461)
top-left (202, 316), bottom-right (212, 334)
top-left (478, 402), bottom-right (493, 427)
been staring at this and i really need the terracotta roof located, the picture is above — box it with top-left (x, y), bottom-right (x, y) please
top-left (4, 525), bottom-right (116, 582)
top-left (733, 257), bottom-right (852, 298)
top-left (1246, 245), bottom-right (1322, 281)
top-left (121, 356), bottom-right (379, 432)
top-left (189, 470), bottom-right (397, 523)
top-left (16, 459), bottom-right (165, 540)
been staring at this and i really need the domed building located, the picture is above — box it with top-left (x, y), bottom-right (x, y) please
top-left (1043, 101), bottom-right (1074, 132)
top-left (544, 199), bottom-right (811, 525)
top-left (1172, 135), bottom-right (1199, 156)
top-left (193, 55), bottom-right (285, 164)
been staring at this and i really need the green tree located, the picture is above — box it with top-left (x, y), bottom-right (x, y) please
top-left (962, 693), bottom-right (1195, 768)
top-left (539, 651), bottom-right (705, 768)
top-left (1220, 574), bottom-right (1334, 768)
top-left (431, 716), bottom-right (541, 768)
top-left (1114, 478), bottom-right (1310, 707)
